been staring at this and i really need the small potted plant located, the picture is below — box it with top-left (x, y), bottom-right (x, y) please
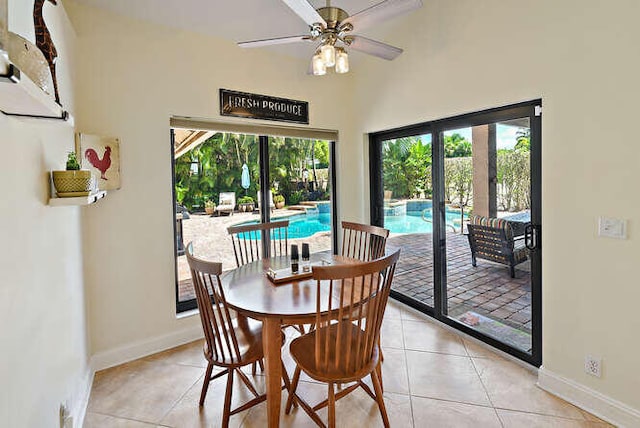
top-left (204, 199), bottom-right (216, 216)
top-left (52, 152), bottom-right (93, 197)
top-left (273, 194), bottom-right (285, 209)
top-left (238, 195), bottom-right (255, 212)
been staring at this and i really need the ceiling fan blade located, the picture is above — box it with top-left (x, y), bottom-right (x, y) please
top-left (281, 0), bottom-right (327, 27)
top-left (238, 35), bottom-right (310, 48)
top-left (342, 0), bottom-right (423, 32)
top-left (347, 35), bottom-right (403, 60)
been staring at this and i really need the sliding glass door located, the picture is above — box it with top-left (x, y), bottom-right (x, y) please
top-left (375, 133), bottom-right (436, 312)
top-left (370, 101), bottom-right (541, 365)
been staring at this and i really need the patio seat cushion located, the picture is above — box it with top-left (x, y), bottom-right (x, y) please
top-left (469, 214), bottom-right (514, 242)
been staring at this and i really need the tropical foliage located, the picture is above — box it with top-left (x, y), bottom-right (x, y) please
top-left (174, 133), bottom-right (331, 211)
top-left (383, 130), bottom-right (530, 212)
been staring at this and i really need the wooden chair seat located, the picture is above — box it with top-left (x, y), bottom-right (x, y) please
top-left (203, 314), bottom-right (264, 367)
top-left (290, 323), bottom-right (379, 383)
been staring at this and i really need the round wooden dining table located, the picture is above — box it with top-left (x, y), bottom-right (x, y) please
top-left (220, 253), bottom-right (354, 428)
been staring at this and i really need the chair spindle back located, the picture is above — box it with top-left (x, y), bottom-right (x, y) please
top-left (311, 250), bottom-right (400, 374)
top-left (227, 220), bottom-right (289, 268)
top-left (186, 243), bottom-right (243, 364)
top-left (341, 221), bottom-right (390, 261)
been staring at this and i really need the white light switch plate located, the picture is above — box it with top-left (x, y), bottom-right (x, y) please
top-left (598, 217), bottom-right (627, 239)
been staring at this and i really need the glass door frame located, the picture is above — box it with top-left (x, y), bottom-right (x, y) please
top-left (171, 129), bottom-right (339, 313)
top-left (369, 100), bottom-right (542, 366)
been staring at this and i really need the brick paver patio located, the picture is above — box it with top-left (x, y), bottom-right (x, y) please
top-left (388, 232), bottom-right (532, 352)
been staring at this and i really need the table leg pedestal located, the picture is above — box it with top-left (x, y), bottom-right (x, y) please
top-left (263, 317), bottom-right (283, 427)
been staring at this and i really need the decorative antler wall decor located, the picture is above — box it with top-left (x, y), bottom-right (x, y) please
top-left (33, 0), bottom-right (59, 103)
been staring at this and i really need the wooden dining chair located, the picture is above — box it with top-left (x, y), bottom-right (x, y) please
top-left (340, 221), bottom-right (391, 362)
top-left (227, 220), bottom-right (289, 268)
top-left (227, 220), bottom-right (305, 336)
top-left (285, 250), bottom-right (401, 428)
top-left (341, 221), bottom-right (390, 261)
top-left (185, 243), bottom-right (291, 427)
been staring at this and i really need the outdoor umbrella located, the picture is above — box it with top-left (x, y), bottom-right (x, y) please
top-left (241, 163), bottom-right (250, 192)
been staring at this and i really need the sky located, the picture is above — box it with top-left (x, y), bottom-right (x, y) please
top-left (419, 123), bottom-right (528, 150)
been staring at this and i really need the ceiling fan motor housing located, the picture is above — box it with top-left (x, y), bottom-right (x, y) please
top-left (317, 7), bottom-right (348, 30)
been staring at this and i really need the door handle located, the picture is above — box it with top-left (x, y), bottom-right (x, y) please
top-left (524, 224), bottom-right (540, 250)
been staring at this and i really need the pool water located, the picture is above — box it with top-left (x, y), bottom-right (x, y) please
top-left (384, 210), bottom-right (464, 234)
top-left (237, 209), bottom-right (464, 239)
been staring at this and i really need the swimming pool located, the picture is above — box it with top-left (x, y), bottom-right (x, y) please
top-left (237, 209), bottom-right (464, 239)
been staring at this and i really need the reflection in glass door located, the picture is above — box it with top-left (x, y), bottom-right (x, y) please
top-left (379, 134), bottom-right (435, 310)
top-left (441, 120), bottom-right (534, 354)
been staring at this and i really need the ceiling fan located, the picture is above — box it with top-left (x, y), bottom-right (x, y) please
top-left (238, 0), bottom-right (423, 75)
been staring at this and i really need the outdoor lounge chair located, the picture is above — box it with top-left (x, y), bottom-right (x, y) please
top-left (466, 214), bottom-right (528, 278)
top-left (215, 192), bottom-right (235, 216)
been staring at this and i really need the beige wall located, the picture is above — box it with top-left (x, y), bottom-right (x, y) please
top-left (351, 0), bottom-right (640, 412)
top-left (1, 1), bottom-right (90, 426)
top-left (64, 1), bottom-right (358, 360)
top-left (61, 0), bottom-right (640, 419)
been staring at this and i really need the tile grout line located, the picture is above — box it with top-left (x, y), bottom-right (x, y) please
top-left (467, 350), bottom-right (504, 428)
top-left (86, 410), bottom-right (170, 427)
top-left (157, 370), bottom-right (204, 426)
top-left (398, 306), bottom-right (417, 428)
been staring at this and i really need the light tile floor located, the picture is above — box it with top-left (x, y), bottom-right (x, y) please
top-left (85, 300), bottom-right (612, 427)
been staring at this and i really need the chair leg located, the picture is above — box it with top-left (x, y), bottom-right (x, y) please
top-left (258, 359), bottom-right (264, 372)
top-left (199, 362), bottom-right (214, 406)
top-left (371, 369), bottom-right (390, 428)
top-left (376, 361), bottom-right (384, 394)
top-left (285, 366), bottom-right (302, 414)
top-left (251, 361), bottom-right (257, 376)
top-left (510, 264), bottom-right (515, 278)
top-left (222, 368), bottom-right (234, 428)
top-left (328, 382), bottom-right (336, 428)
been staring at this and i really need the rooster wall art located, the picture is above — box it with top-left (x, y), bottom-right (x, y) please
top-left (77, 133), bottom-right (121, 190)
top-left (85, 146), bottom-right (111, 180)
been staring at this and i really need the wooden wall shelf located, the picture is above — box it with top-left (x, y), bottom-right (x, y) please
top-left (49, 191), bottom-right (107, 207)
top-left (0, 61), bottom-right (71, 122)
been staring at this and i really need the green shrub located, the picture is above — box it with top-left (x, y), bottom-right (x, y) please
top-left (288, 190), bottom-right (305, 205)
top-left (238, 195), bottom-right (254, 204)
top-left (273, 194), bottom-right (285, 204)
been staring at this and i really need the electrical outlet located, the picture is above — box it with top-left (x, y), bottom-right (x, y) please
top-left (59, 403), bottom-right (73, 428)
top-left (584, 355), bottom-right (602, 378)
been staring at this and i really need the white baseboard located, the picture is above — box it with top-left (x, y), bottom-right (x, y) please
top-left (538, 366), bottom-right (640, 427)
top-left (90, 325), bottom-right (204, 372)
top-left (72, 367), bottom-right (95, 428)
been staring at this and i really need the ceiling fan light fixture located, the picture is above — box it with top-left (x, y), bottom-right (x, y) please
top-left (335, 48), bottom-right (349, 74)
top-left (320, 43), bottom-right (336, 67)
top-left (312, 52), bottom-right (327, 75)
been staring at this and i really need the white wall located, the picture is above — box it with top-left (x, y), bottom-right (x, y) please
top-left (64, 1), bottom-right (358, 365)
top-left (350, 0), bottom-right (640, 416)
top-left (0, 1), bottom-right (91, 427)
